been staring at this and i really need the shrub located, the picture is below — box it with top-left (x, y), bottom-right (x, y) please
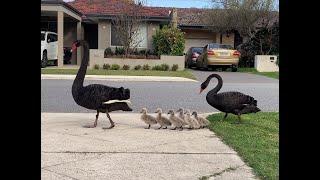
top-left (122, 64), bottom-right (130, 70)
top-left (115, 47), bottom-right (125, 55)
top-left (134, 65), bottom-right (142, 70)
top-left (110, 64), bottom-right (120, 70)
top-left (102, 63), bottom-right (110, 70)
top-left (160, 64), bottom-right (170, 71)
top-left (142, 64), bottom-right (150, 70)
top-left (93, 64), bottom-right (100, 70)
top-left (171, 64), bottom-right (179, 71)
top-left (152, 65), bottom-right (162, 71)
top-left (153, 25), bottom-right (185, 56)
top-left (104, 48), bottom-right (113, 57)
top-left (139, 49), bottom-right (146, 55)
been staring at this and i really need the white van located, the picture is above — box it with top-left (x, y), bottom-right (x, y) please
top-left (41, 31), bottom-right (58, 68)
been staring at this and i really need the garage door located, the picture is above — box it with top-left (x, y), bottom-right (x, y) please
top-left (184, 39), bottom-right (214, 53)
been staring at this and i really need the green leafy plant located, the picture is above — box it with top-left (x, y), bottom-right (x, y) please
top-left (102, 63), bottom-right (111, 70)
top-left (122, 64), bottom-right (130, 70)
top-left (171, 64), bottom-right (179, 71)
top-left (153, 25), bottom-right (185, 56)
top-left (104, 47), bottom-right (113, 57)
top-left (115, 47), bottom-right (125, 55)
top-left (110, 64), bottom-right (120, 70)
top-left (93, 64), bottom-right (100, 70)
top-left (142, 64), bottom-right (150, 70)
top-left (134, 65), bottom-right (142, 70)
top-left (160, 64), bottom-right (170, 71)
top-left (152, 65), bottom-right (162, 71)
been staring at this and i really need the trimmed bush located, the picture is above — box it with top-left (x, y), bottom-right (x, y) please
top-left (134, 65), bottom-right (142, 70)
top-left (115, 47), bottom-right (125, 55)
top-left (171, 64), bottom-right (179, 71)
top-left (122, 64), bottom-right (130, 70)
top-left (160, 64), bottom-right (170, 71)
top-left (102, 63), bottom-right (110, 70)
top-left (104, 48), bottom-right (113, 57)
top-left (153, 25), bottom-right (185, 56)
top-left (152, 65), bottom-right (162, 71)
top-left (93, 64), bottom-right (100, 70)
top-left (110, 64), bottom-right (120, 70)
top-left (142, 64), bottom-right (150, 70)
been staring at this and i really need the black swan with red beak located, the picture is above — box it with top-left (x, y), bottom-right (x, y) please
top-left (200, 74), bottom-right (260, 123)
top-left (71, 40), bottom-right (132, 129)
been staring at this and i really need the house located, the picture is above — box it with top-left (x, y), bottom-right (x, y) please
top-left (41, 0), bottom-right (239, 67)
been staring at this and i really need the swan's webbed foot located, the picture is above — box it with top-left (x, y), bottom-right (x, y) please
top-left (102, 123), bottom-right (115, 129)
top-left (145, 124), bottom-right (151, 129)
top-left (171, 127), bottom-right (177, 130)
top-left (83, 111), bottom-right (99, 128)
top-left (103, 111), bottom-right (115, 129)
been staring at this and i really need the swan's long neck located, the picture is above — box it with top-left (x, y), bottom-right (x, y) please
top-left (72, 42), bottom-right (89, 95)
top-left (207, 74), bottom-right (223, 95)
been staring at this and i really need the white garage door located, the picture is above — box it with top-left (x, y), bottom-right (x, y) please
top-left (184, 39), bottom-right (214, 53)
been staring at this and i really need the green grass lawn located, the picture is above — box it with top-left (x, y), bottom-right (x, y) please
top-left (41, 69), bottom-right (196, 80)
top-left (237, 68), bottom-right (279, 79)
top-left (207, 112), bottom-right (279, 180)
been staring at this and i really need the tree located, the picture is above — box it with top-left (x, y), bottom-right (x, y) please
top-left (208, 0), bottom-right (276, 42)
top-left (111, 0), bottom-right (146, 57)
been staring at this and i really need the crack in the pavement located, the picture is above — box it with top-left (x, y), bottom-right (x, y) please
top-left (42, 168), bottom-right (80, 180)
top-left (42, 151), bottom-right (236, 155)
top-left (198, 164), bottom-right (245, 180)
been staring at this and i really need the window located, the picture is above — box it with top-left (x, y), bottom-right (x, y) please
top-left (111, 24), bottom-right (147, 48)
top-left (47, 34), bottom-right (57, 43)
top-left (41, 33), bottom-right (45, 41)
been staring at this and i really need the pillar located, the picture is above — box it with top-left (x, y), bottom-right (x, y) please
top-left (76, 21), bottom-right (82, 65)
top-left (57, 11), bottom-right (64, 67)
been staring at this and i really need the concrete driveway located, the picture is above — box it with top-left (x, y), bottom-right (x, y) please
top-left (41, 113), bottom-right (257, 180)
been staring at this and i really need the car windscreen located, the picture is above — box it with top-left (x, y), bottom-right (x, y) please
top-left (209, 43), bottom-right (233, 49)
top-left (192, 48), bottom-right (203, 53)
top-left (41, 33), bottom-right (45, 41)
top-left (219, 44), bottom-right (233, 49)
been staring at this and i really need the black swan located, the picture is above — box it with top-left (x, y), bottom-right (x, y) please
top-left (200, 74), bottom-right (260, 123)
top-left (71, 40), bottom-right (132, 129)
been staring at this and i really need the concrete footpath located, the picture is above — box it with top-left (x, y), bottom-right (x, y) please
top-left (41, 113), bottom-right (257, 180)
top-left (41, 74), bottom-right (198, 82)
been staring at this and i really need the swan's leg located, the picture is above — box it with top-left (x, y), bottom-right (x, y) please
top-left (83, 111), bottom-right (99, 128)
top-left (103, 111), bottom-right (115, 129)
top-left (145, 124), bottom-right (151, 129)
top-left (223, 113), bottom-right (228, 120)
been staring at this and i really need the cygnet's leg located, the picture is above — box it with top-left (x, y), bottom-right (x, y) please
top-left (179, 126), bottom-right (183, 131)
top-left (145, 124), bottom-right (151, 129)
top-left (102, 110), bottom-right (115, 129)
top-left (83, 111), bottom-right (99, 128)
top-left (170, 126), bottom-right (177, 130)
top-left (162, 126), bottom-right (167, 129)
top-left (157, 125), bottom-right (162, 129)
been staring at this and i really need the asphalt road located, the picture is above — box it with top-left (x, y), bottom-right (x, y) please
top-left (41, 72), bottom-right (278, 113)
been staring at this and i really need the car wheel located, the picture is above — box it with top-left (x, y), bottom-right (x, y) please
top-left (41, 51), bottom-right (48, 68)
top-left (232, 66), bottom-right (238, 72)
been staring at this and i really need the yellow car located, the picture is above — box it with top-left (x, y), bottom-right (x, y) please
top-left (196, 43), bottom-right (241, 72)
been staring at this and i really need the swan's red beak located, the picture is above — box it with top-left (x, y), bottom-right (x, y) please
top-left (199, 88), bottom-right (204, 94)
top-left (71, 43), bottom-right (77, 53)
